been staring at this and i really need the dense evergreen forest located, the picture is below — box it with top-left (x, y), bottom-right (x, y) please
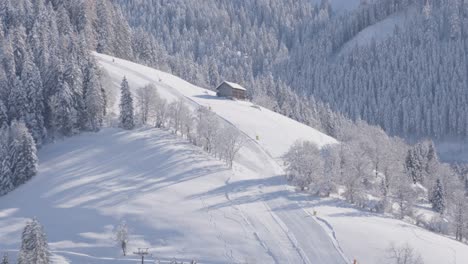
top-left (116, 0), bottom-right (468, 140)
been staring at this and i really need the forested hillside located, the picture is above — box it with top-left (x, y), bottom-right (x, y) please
top-left (0, 0), bottom-right (132, 195)
top-left (116, 0), bottom-right (468, 140)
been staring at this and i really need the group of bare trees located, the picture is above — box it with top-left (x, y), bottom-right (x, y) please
top-left (284, 120), bottom-right (468, 243)
top-left (133, 83), bottom-right (245, 168)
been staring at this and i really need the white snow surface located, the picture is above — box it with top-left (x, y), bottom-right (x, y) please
top-left (1, 52), bottom-right (467, 264)
top-left (220, 81), bottom-right (246, 91)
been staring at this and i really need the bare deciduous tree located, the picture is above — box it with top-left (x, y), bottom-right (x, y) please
top-left (136, 84), bottom-right (160, 125)
top-left (387, 243), bottom-right (424, 264)
top-left (114, 220), bottom-right (129, 256)
top-left (218, 126), bottom-right (245, 168)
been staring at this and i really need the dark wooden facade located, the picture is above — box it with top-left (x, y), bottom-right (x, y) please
top-left (216, 81), bottom-right (246, 100)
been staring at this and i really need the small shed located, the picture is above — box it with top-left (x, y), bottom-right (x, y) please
top-left (216, 81), bottom-right (246, 100)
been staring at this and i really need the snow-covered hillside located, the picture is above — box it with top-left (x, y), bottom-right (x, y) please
top-left (96, 53), bottom-right (337, 159)
top-left (95, 53), bottom-right (468, 264)
top-left (1, 52), bottom-right (468, 264)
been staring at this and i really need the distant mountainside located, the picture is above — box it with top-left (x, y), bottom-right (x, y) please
top-left (115, 0), bottom-right (468, 141)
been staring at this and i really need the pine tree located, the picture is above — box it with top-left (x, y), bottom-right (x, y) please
top-left (18, 218), bottom-right (50, 264)
top-left (9, 121), bottom-right (38, 187)
top-left (431, 179), bottom-right (445, 214)
top-left (0, 126), bottom-right (13, 195)
top-left (49, 80), bottom-right (75, 137)
top-left (119, 77), bottom-right (134, 130)
top-left (21, 53), bottom-right (45, 145)
top-left (83, 63), bottom-right (105, 131)
top-left (453, 191), bottom-right (466, 241)
top-left (425, 141), bottom-right (439, 180)
top-left (0, 100), bottom-right (7, 128)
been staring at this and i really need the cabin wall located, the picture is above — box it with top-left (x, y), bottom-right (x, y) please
top-left (216, 83), bottom-right (246, 99)
top-left (217, 83), bottom-right (233, 97)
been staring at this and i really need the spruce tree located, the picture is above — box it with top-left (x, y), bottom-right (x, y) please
top-left (119, 77), bottom-right (134, 130)
top-left (0, 126), bottom-right (13, 195)
top-left (18, 219), bottom-right (50, 264)
top-left (431, 179), bottom-right (445, 214)
top-left (83, 63), bottom-right (105, 131)
top-left (9, 121), bottom-right (38, 187)
top-left (0, 100), bottom-right (7, 127)
top-left (21, 53), bottom-right (45, 145)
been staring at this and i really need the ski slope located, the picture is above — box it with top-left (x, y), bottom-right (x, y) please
top-left (96, 53), bottom-right (347, 264)
top-left (95, 53), bottom-right (468, 264)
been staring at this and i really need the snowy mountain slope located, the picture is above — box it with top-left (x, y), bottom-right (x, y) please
top-left (95, 53), bottom-right (468, 264)
top-left (96, 53), bottom-right (338, 160)
top-left (303, 197), bottom-right (468, 264)
top-left (96, 53), bottom-right (348, 264)
top-left (0, 128), bottom-right (278, 263)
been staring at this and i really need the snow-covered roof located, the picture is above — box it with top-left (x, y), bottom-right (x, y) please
top-left (219, 81), bottom-right (246, 91)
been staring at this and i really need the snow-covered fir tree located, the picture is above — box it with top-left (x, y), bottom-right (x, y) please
top-left (8, 121), bottom-right (38, 187)
top-left (0, 126), bottom-right (13, 195)
top-left (18, 219), bottom-right (50, 264)
top-left (119, 77), bottom-right (134, 130)
top-left (82, 62), bottom-right (106, 131)
top-left (431, 179), bottom-right (446, 214)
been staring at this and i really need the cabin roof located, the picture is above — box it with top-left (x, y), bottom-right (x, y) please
top-left (217, 81), bottom-right (246, 91)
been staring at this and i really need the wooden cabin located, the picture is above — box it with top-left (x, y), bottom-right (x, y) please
top-left (216, 81), bottom-right (246, 100)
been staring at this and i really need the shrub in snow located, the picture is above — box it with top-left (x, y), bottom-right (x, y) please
top-left (386, 243), bottom-right (423, 264)
top-left (427, 214), bottom-right (448, 234)
top-left (354, 194), bottom-right (385, 213)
